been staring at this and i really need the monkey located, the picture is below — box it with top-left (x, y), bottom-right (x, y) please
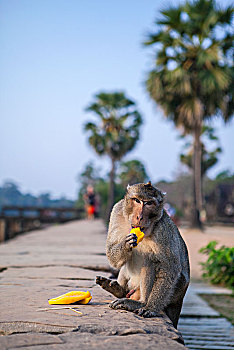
top-left (96, 181), bottom-right (190, 329)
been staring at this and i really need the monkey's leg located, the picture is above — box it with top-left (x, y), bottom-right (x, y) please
top-left (165, 300), bottom-right (183, 329)
top-left (110, 298), bottom-right (145, 311)
top-left (165, 277), bottom-right (189, 328)
top-left (96, 276), bottom-right (127, 298)
top-left (134, 266), bottom-right (175, 318)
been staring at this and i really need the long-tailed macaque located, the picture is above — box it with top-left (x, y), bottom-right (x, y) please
top-left (96, 182), bottom-right (190, 328)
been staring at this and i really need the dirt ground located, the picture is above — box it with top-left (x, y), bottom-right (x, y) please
top-left (179, 224), bottom-right (234, 280)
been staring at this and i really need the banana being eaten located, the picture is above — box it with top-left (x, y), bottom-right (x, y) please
top-left (130, 227), bottom-right (145, 246)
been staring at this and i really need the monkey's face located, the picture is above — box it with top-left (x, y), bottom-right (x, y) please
top-left (123, 183), bottom-right (164, 235)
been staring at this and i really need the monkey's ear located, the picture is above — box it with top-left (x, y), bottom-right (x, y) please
top-left (158, 191), bottom-right (166, 203)
top-left (127, 184), bottom-right (131, 191)
top-left (144, 181), bottom-right (152, 187)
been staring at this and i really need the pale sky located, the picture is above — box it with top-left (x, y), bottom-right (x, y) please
top-left (0, 0), bottom-right (233, 199)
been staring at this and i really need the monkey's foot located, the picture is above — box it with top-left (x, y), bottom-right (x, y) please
top-left (110, 298), bottom-right (144, 311)
top-left (96, 276), bottom-right (126, 298)
top-left (134, 307), bottom-right (161, 318)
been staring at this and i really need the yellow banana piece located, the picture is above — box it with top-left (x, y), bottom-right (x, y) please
top-left (130, 227), bottom-right (145, 246)
top-left (48, 291), bottom-right (91, 305)
top-left (79, 296), bottom-right (92, 304)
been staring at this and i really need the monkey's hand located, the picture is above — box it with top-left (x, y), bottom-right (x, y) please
top-left (125, 233), bottom-right (138, 249)
top-left (134, 307), bottom-right (161, 318)
top-left (110, 298), bottom-right (144, 311)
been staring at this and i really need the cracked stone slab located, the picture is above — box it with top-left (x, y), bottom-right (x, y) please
top-left (1, 333), bottom-right (186, 350)
top-left (0, 256), bottom-right (109, 270)
top-left (0, 277), bottom-right (95, 289)
top-left (0, 265), bottom-right (110, 280)
top-left (58, 333), bottom-right (186, 350)
top-left (0, 333), bottom-right (64, 350)
top-left (0, 322), bottom-right (75, 336)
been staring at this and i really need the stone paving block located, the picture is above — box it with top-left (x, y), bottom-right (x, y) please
top-left (0, 220), bottom-right (108, 268)
top-left (0, 277), bottom-right (95, 289)
top-left (0, 333), bottom-right (64, 350)
top-left (181, 290), bottom-right (220, 317)
top-left (188, 281), bottom-right (232, 295)
top-left (178, 317), bottom-right (234, 349)
top-left (61, 333), bottom-right (186, 350)
top-left (6, 333), bottom-right (186, 350)
top-left (187, 346), bottom-right (234, 350)
top-left (0, 265), bottom-right (109, 281)
top-left (0, 256), bottom-right (106, 269)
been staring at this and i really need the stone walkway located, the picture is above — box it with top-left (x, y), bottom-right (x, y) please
top-left (179, 224), bottom-right (234, 349)
top-left (179, 283), bottom-right (234, 349)
top-left (0, 220), bottom-right (233, 349)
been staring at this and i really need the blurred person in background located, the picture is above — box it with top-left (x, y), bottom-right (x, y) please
top-left (83, 185), bottom-right (96, 219)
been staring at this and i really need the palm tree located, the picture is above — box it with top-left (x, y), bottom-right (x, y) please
top-left (180, 125), bottom-right (222, 178)
top-left (144, 0), bottom-right (233, 227)
top-left (84, 92), bottom-right (142, 217)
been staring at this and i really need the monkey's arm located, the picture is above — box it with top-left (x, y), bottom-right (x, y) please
top-left (106, 200), bottom-right (134, 269)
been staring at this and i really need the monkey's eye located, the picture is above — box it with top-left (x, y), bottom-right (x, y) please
top-left (145, 200), bottom-right (155, 206)
top-left (132, 198), bottom-right (141, 204)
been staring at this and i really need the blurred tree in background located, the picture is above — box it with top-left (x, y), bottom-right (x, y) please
top-left (118, 159), bottom-right (149, 187)
top-left (84, 92), bottom-right (142, 218)
top-left (215, 170), bottom-right (234, 183)
top-left (156, 170), bottom-right (234, 224)
top-left (144, 0), bottom-right (233, 228)
top-left (0, 181), bottom-right (74, 209)
top-left (180, 125), bottom-right (222, 178)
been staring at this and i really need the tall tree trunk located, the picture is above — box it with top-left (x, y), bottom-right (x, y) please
top-left (107, 157), bottom-right (116, 221)
top-left (192, 126), bottom-right (203, 228)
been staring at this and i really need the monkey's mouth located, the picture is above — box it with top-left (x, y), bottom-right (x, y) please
top-left (132, 225), bottom-right (144, 231)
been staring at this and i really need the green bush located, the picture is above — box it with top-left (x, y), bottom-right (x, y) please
top-left (199, 241), bottom-right (234, 291)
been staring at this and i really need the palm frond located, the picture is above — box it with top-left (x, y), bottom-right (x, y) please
top-left (84, 92), bottom-right (143, 161)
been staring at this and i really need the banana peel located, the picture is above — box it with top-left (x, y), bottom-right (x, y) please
top-left (130, 227), bottom-right (145, 246)
top-left (48, 290), bottom-right (92, 305)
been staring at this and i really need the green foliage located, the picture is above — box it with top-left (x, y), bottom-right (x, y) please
top-left (215, 170), bottom-right (234, 183)
top-left (95, 180), bottom-right (125, 216)
top-left (199, 241), bottom-right (234, 290)
top-left (118, 159), bottom-right (149, 187)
